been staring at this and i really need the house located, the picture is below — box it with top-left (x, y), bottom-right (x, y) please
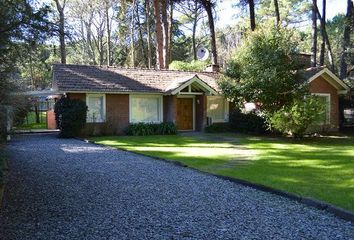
top-left (52, 64), bottom-right (349, 135)
top-left (299, 67), bottom-right (350, 131)
top-left (52, 64), bottom-right (229, 135)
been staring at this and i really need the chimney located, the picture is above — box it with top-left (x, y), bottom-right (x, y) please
top-left (205, 64), bottom-right (220, 73)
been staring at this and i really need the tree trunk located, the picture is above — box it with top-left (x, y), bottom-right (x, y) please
top-left (192, 14), bottom-right (197, 61)
top-left (274, 0), bottom-right (280, 25)
top-left (318, 0), bottom-right (326, 66)
top-left (201, 0), bottom-right (218, 65)
top-left (34, 104), bottom-right (40, 124)
top-left (146, 0), bottom-right (152, 68)
top-left (315, 5), bottom-right (335, 71)
top-left (130, 0), bottom-right (137, 67)
top-left (153, 0), bottom-right (164, 69)
top-left (136, 2), bottom-right (147, 65)
top-left (54, 0), bottom-right (66, 64)
top-left (340, 0), bottom-right (353, 79)
top-left (85, 19), bottom-right (96, 65)
top-left (161, 0), bottom-right (169, 68)
top-left (168, 1), bottom-right (173, 64)
top-left (311, 0), bottom-right (317, 67)
top-left (249, 0), bottom-right (256, 31)
top-left (106, 0), bottom-right (112, 66)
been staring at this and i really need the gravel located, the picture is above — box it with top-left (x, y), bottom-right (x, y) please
top-left (1, 133), bottom-right (354, 239)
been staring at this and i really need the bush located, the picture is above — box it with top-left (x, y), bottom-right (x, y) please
top-left (221, 25), bottom-right (306, 113)
top-left (54, 97), bottom-right (87, 138)
top-left (126, 122), bottom-right (177, 136)
top-left (229, 109), bottom-right (268, 134)
top-left (205, 123), bottom-right (230, 133)
top-left (268, 96), bottom-right (325, 138)
top-left (169, 60), bottom-right (209, 71)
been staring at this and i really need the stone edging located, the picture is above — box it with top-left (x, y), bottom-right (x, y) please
top-left (83, 138), bottom-right (354, 224)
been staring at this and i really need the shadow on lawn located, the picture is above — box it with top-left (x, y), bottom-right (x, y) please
top-left (91, 134), bottom-right (354, 212)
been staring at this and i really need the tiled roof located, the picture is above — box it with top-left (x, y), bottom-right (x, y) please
top-left (296, 66), bottom-right (327, 82)
top-left (52, 64), bottom-right (220, 94)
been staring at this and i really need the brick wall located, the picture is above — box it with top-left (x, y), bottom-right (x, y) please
top-left (105, 94), bottom-right (129, 134)
top-left (67, 93), bottom-right (85, 101)
top-left (46, 110), bottom-right (56, 129)
top-left (196, 95), bottom-right (207, 131)
top-left (309, 76), bottom-right (339, 129)
top-left (66, 92), bottom-right (129, 135)
top-left (163, 95), bottom-right (177, 123)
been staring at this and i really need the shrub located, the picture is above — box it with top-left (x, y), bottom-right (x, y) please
top-left (205, 123), bottom-right (230, 133)
top-left (229, 109), bottom-right (267, 134)
top-left (221, 25), bottom-right (306, 113)
top-left (54, 97), bottom-right (87, 138)
top-left (268, 96), bottom-right (325, 138)
top-left (169, 60), bottom-right (209, 72)
top-left (126, 122), bottom-right (177, 136)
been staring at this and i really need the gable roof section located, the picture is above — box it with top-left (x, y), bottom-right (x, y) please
top-left (52, 64), bottom-right (220, 95)
top-left (298, 67), bottom-right (350, 93)
top-left (166, 75), bottom-right (219, 95)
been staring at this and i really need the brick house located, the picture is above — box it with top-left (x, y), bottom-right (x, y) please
top-left (52, 64), bottom-right (229, 135)
top-left (300, 67), bottom-right (350, 131)
top-left (52, 64), bottom-right (349, 135)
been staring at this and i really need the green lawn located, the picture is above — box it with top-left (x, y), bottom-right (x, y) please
top-left (15, 112), bottom-right (47, 130)
top-left (91, 134), bottom-right (354, 212)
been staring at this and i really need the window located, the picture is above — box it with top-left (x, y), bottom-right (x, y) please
top-left (86, 94), bottom-right (106, 123)
top-left (313, 93), bottom-right (330, 125)
top-left (130, 95), bottom-right (162, 123)
top-left (207, 96), bottom-right (228, 122)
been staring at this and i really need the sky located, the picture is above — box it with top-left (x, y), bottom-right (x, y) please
top-left (215, 0), bottom-right (347, 28)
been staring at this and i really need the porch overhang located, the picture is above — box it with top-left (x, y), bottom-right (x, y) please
top-left (167, 75), bottom-right (219, 96)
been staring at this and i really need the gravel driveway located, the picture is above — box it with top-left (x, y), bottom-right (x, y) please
top-left (1, 133), bottom-right (354, 239)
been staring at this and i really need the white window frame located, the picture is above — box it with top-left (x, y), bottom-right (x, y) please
top-left (312, 93), bottom-right (331, 124)
top-left (129, 95), bottom-right (163, 123)
top-left (207, 96), bottom-right (229, 123)
top-left (86, 93), bottom-right (106, 123)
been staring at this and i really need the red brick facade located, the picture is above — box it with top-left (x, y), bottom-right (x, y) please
top-left (163, 95), bottom-right (177, 123)
top-left (196, 95), bottom-right (207, 131)
top-left (65, 92), bottom-right (211, 135)
top-left (309, 76), bottom-right (339, 129)
top-left (46, 110), bottom-right (57, 130)
top-left (67, 93), bottom-right (130, 135)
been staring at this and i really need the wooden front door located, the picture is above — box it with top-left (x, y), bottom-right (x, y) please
top-left (176, 98), bottom-right (193, 130)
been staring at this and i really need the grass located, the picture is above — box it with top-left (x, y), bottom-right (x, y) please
top-left (91, 134), bottom-right (354, 213)
top-left (15, 112), bottom-right (47, 130)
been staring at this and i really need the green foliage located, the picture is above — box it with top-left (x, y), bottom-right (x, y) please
top-left (54, 97), bottom-right (88, 138)
top-left (126, 122), bottom-right (177, 136)
top-left (229, 109), bottom-right (268, 134)
top-left (268, 96), bottom-right (325, 138)
top-left (205, 123), bottom-right (230, 133)
top-left (12, 98), bottom-right (32, 126)
top-left (169, 60), bottom-right (210, 71)
top-left (221, 26), bottom-right (306, 113)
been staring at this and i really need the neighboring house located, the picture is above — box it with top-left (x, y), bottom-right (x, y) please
top-left (52, 64), bottom-right (229, 135)
top-left (52, 64), bottom-right (349, 135)
top-left (299, 67), bottom-right (350, 131)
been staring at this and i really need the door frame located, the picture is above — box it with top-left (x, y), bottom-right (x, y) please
top-left (176, 95), bottom-right (195, 131)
